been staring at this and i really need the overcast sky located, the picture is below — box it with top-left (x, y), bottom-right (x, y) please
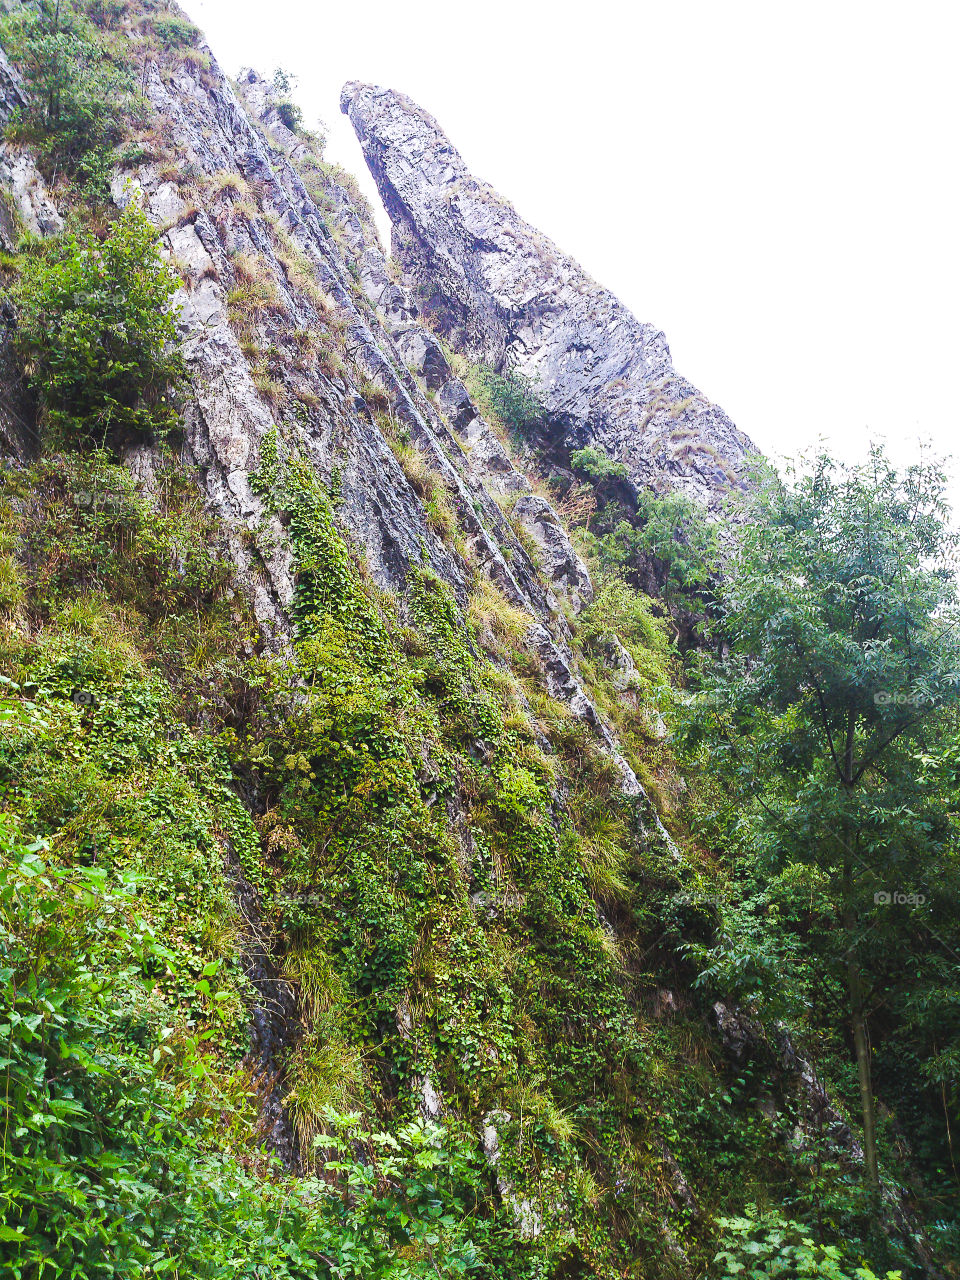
top-left (186, 0), bottom-right (959, 509)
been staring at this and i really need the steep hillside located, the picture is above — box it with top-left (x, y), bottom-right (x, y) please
top-left (0, 4), bottom-right (954, 1279)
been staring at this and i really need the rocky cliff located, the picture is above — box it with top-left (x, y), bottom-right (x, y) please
top-left (0, 31), bottom-right (649, 773)
top-left (341, 81), bottom-right (756, 508)
top-left (0, 4), bottom-right (947, 1278)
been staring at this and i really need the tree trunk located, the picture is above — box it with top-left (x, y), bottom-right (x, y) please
top-left (838, 723), bottom-right (881, 1211)
top-left (842, 848), bottom-right (880, 1212)
top-left (846, 936), bottom-right (880, 1205)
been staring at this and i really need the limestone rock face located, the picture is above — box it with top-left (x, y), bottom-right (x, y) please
top-left (341, 82), bottom-right (757, 509)
top-left (0, 43), bottom-right (622, 785)
top-left (0, 48), bottom-right (55, 457)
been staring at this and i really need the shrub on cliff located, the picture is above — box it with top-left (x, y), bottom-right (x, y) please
top-left (152, 15), bottom-right (202, 49)
top-left (271, 67), bottom-right (304, 132)
top-left (0, 0), bottom-right (134, 195)
top-left (13, 201), bottom-right (184, 444)
top-left (683, 446), bottom-right (960, 1217)
top-left (470, 365), bottom-right (544, 442)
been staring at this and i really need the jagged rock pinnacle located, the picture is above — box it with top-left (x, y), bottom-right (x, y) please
top-left (341, 81), bottom-right (756, 508)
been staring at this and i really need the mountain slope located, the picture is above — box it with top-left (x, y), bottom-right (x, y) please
top-left (0, 4), bottom-right (949, 1278)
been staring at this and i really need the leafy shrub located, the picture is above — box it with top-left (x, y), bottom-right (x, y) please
top-left (570, 446), bottom-right (629, 485)
top-left (0, 0), bottom-right (134, 195)
top-left (276, 98), bottom-right (304, 132)
top-left (13, 201), bottom-right (184, 443)
top-left (578, 574), bottom-right (669, 659)
top-left (470, 365), bottom-right (544, 441)
top-left (569, 448), bottom-right (722, 611)
top-left (152, 15), bottom-right (201, 48)
top-left (576, 573), bottom-right (674, 704)
top-left (270, 67), bottom-right (304, 132)
top-left (0, 813), bottom-right (262, 1274)
top-left (317, 1111), bottom-right (525, 1278)
top-left (631, 487), bottom-right (718, 590)
top-left (713, 1207), bottom-right (900, 1279)
top-left (586, 489), bottom-right (719, 609)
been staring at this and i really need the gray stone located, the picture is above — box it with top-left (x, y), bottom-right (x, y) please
top-left (342, 82), bottom-right (757, 513)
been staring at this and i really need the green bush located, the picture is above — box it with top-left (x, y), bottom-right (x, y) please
top-left (569, 446), bottom-right (629, 485)
top-left (469, 365), bottom-right (544, 441)
top-left (276, 99), bottom-right (304, 132)
top-left (152, 15), bottom-right (201, 48)
top-left (632, 488), bottom-right (718, 589)
top-left (578, 574), bottom-right (668, 658)
top-left (584, 489), bottom-right (719, 609)
top-left (576, 573), bottom-right (674, 700)
top-left (0, 0), bottom-right (134, 195)
top-left (713, 1207), bottom-right (900, 1279)
top-left (13, 202), bottom-right (184, 444)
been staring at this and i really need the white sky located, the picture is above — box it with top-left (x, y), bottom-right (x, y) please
top-left (186, 0), bottom-right (960, 510)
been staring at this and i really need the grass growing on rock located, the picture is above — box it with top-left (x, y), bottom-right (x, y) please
top-left (0, 4), bottom-right (921, 1273)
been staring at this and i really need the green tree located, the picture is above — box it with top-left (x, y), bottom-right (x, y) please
top-left (590, 487), bottom-right (721, 611)
top-left (470, 365), bottom-right (544, 441)
top-left (568, 449), bottom-right (720, 614)
top-left (631, 487), bottom-right (719, 600)
top-left (13, 200), bottom-right (184, 443)
top-left (684, 447), bottom-right (960, 1211)
top-left (0, 0), bottom-right (134, 193)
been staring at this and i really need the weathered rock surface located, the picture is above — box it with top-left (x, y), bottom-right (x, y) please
top-left (109, 59), bottom-right (585, 648)
top-left (0, 49), bottom-right (61, 240)
top-left (341, 82), bottom-right (757, 510)
top-left (0, 49), bottom-right (52, 458)
top-left (0, 36), bottom-right (637, 801)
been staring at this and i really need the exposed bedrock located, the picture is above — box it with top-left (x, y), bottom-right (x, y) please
top-left (342, 80), bottom-right (757, 511)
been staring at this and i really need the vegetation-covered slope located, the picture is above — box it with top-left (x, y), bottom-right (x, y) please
top-left (0, 3), bottom-right (957, 1278)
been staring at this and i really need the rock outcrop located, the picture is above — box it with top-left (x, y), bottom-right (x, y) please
top-left (0, 38), bottom-right (643, 794)
top-left (341, 81), bottom-right (756, 509)
top-left (0, 48), bottom-right (52, 458)
top-left (0, 9), bottom-right (946, 1274)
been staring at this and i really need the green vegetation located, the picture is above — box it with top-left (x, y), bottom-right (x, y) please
top-left (0, 448), bottom-right (530, 1276)
top-left (713, 1208), bottom-right (900, 1279)
top-left (681, 448), bottom-right (960, 1254)
top-left (568, 449), bottom-right (721, 615)
top-left (264, 68), bottom-right (305, 133)
top-left (0, 2), bottom-right (955, 1274)
top-left (152, 13), bottom-right (201, 48)
top-left (467, 365), bottom-right (545, 443)
top-left (12, 201), bottom-right (184, 444)
top-left (275, 101), bottom-right (303, 134)
top-left (0, 421), bottom-right (804, 1275)
top-left (569, 446), bottom-right (629, 486)
top-left (0, 796), bottom-right (535, 1276)
top-left (577, 573), bottom-right (674, 704)
top-left (0, 0), bottom-right (136, 197)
